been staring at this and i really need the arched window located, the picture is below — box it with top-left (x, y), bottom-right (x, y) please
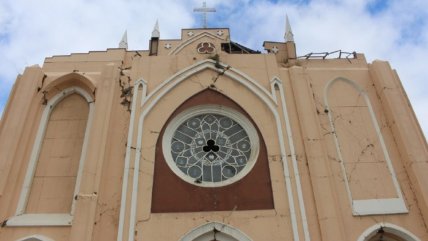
top-left (358, 223), bottom-right (421, 241)
top-left (179, 222), bottom-right (252, 241)
top-left (8, 87), bottom-right (94, 226)
top-left (368, 229), bottom-right (406, 241)
top-left (15, 234), bottom-right (55, 241)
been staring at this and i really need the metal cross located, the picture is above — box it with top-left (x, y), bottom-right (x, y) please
top-left (193, 1), bottom-right (216, 28)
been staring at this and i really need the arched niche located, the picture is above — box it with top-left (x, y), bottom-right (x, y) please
top-left (26, 93), bottom-right (88, 213)
top-left (42, 72), bottom-right (96, 95)
top-left (179, 222), bottom-right (252, 241)
top-left (119, 59), bottom-right (302, 241)
top-left (357, 223), bottom-right (421, 241)
top-left (324, 77), bottom-right (406, 215)
top-left (8, 87), bottom-right (95, 226)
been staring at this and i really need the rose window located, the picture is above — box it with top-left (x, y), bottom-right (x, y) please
top-left (163, 106), bottom-right (259, 187)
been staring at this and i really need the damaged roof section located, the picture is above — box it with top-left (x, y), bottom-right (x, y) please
top-left (221, 41), bottom-right (261, 54)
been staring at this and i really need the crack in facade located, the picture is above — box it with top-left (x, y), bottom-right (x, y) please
top-left (0, 20), bottom-right (427, 241)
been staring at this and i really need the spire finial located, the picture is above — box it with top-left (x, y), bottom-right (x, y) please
top-left (119, 30), bottom-right (128, 49)
top-left (152, 20), bottom-right (160, 38)
top-left (285, 14), bottom-right (294, 42)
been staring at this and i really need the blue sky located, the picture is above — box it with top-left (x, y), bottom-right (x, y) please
top-left (0, 0), bottom-right (427, 138)
top-left (366, 0), bottom-right (389, 14)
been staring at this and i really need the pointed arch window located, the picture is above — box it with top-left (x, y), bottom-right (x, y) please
top-left (368, 229), bottom-right (407, 241)
top-left (7, 87), bottom-right (94, 226)
top-left (15, 234), bottom-right (55, 241)
top-left (179, 222), bottom-right (252, 241)
top-left (358, 223), bottom-right (421, 241)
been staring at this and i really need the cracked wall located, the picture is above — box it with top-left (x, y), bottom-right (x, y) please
top-left (327, 79), bottom-right (397, 200)
top-left (27, 93), bottom-right (88, 213)
top-left (1, 32), bottom-right (427, 241)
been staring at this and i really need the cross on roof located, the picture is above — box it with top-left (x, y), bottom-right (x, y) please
top-left (193, 1), bottom-right (216, 28)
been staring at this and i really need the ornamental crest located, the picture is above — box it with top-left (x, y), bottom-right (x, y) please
top-left (197, 42), bottom-right (215, 54)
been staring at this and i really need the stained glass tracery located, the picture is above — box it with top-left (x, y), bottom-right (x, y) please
top-left (170, 113), bottom-right (252, 184)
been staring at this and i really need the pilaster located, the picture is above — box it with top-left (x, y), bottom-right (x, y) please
top-left (370, 61), bottom-right (428, 225)
top-left (289, 66), bottom-right (346, 241)
top-left (0, 66), bottom-right (44, 196)
top-left (69, 63), bottom-right (121, 241)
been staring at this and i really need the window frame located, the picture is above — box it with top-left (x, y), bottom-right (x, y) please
top-left (179, 222), bottom-right (253, 241)
top-left (162, 105), bottom-right (260, 188)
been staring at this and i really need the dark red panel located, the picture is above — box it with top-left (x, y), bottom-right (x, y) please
top-left (151, 89), bottom-right (274, 213)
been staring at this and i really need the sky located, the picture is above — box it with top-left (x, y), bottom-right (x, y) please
top-left (0, 0), bottom-right (427, 139)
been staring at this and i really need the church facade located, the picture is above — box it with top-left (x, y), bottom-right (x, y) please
top-left (0, 19), bottom-right (427, 241)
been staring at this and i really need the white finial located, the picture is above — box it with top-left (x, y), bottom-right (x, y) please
top-left (285, 14), bottom-right (294, 42)
top-left (119, 30), bottom-right (128, 49)
top-left (152, 20), bottom-right (160, 38)
top-left (194, 1), bottom-right (216, 28)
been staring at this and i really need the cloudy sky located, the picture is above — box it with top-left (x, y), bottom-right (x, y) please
top-left (0, 0), bottom-right (427, 138)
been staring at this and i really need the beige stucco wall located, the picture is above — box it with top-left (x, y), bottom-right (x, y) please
top-left (0, 28), bottom-right (427, 241)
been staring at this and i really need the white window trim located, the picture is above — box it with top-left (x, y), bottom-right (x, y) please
top-left (357, 222), bottom-right (421, 241)
top-left (179, 222), bottom-right (252, 241)
top-left (7, 87), bottom-right (95, 226)
top-left (271, 77), bottom-right (311, 241)
top-left (162, 105), bottom-right (260, 188)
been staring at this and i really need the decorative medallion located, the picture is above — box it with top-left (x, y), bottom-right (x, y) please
top-left (197, 42), bottom-right (215, 54)
top-left (164, 43), bottom-right (172, 49)
top-left (187, 31), bottom-right (195, 37)
top-left (271, 46), bottom-right (279, 54)
top-left (162, 105), bottom-right (260, 187)
top-left (217, 30), bottom-right (224, 36)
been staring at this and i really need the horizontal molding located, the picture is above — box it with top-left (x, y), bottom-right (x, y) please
top-left (6, 214), bottom-right (73, 227)
top-left (353, 198), bottom-right (408, 216)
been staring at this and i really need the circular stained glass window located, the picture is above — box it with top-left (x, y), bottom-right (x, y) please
top-left (162, 105), bottom-right (259, 187)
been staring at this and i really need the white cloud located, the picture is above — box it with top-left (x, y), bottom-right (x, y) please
top-left (0, 0), bottom-right (427, 139)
